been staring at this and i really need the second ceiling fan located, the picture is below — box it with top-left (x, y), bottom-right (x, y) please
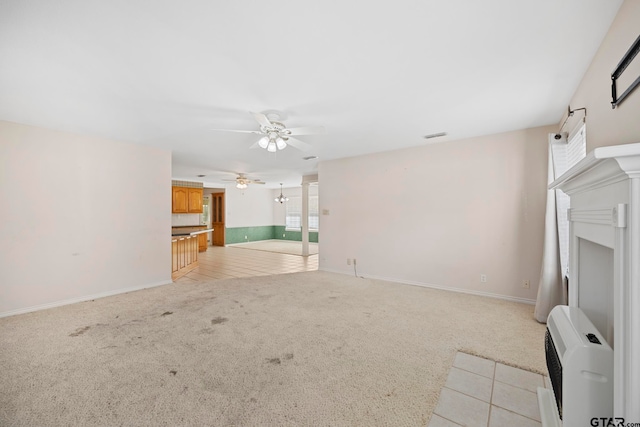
top-left (222, 173), bottom-right (265, 189)
top-left (212, 111), bottom-right (326, 152)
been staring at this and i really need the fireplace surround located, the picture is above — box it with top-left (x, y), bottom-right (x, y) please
top-left (549, 142), bottom-right (640, 420)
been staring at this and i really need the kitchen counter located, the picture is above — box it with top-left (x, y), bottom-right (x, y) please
top-left (172, 229), bottom-right (214, 237)
top-left (171, 234), bottom-right (199, 280)
top-left (171, 225), bottom-right (208, 236)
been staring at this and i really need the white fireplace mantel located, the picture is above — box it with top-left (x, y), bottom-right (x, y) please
top-left (551, 142), bottom-right (640, 419)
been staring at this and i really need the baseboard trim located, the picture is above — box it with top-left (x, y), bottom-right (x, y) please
top-left (0, 279), bottom-right (173, 319)
top-left (318, 268), bottom-right (536, 305)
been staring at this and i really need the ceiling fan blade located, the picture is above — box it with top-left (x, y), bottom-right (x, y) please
top-left (285, 137), bottom-right (312, 152)
top-left (286, 126), bottom-right (326, 136)
top-left (250, 180), bottom-right (266, 184)
top-left (210, 128), bottom-right (262, 134)
top-left (251, 112), bottom-right (272, 128)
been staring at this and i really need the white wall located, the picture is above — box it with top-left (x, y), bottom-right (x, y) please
top-left (318, 126), bottom-right (552, 302)
top-left (561, 0), bottom-right (640, 151)
top-left (225, 186), bottom-right (274, 228)
top-left (0, 121), bottom-right (172, 316)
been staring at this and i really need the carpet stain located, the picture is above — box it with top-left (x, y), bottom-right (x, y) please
top-left (169, 370), bottom-right (177, 376)
top-left (284, 353), bottom-right (294, 360)
top-left (199, 328), bottom-right (214, 334)
top-left (329, 296), bottom-right (338, 299)
top-left (211, 317), bottom-right (228, 325)
top-left (69, 326), bottom-right (91, 337)
top-left (161, 311), bottom-right (173, 317)
top-left (266, 358), bottom-right (281, 365)
top-left (250, 398), bottom-right (257, 403)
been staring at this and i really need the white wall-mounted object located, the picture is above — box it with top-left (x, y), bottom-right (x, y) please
top-left (539, 305), bottom-right (613, 426)
top-left (550, 142), bottom-right (640, 420)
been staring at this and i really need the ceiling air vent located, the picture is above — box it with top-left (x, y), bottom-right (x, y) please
top-left (423, 132), bottom-right (447, 139)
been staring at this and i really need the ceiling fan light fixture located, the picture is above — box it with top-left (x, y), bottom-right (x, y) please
top-left (267, 141), bottom-right (277, 152)
top-left (276, 137), bottom-right (287, 150)
top-left (258, 136), bottom-right (269, 149)
top-left (236, 182), bottom-right (248, 189)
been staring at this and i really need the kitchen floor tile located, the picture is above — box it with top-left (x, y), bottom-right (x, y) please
top-left (179, 245), bottom-right (318, 283)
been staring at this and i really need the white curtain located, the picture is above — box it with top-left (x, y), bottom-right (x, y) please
top-left (534, 137), bottom-right (568, 323)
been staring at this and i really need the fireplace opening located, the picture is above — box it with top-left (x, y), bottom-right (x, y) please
top-left (577, 238), bottom-right (614, 346)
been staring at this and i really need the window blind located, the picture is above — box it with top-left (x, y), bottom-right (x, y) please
top-left (552, 122), bottom-right (587, 277)
top-left (285, 195), bottom-right (319, 231)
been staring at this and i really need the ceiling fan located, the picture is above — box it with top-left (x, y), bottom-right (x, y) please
top-left (222, 173), bottom-right (266, 189)
top-left (211, 111), bottom-right (326, 152)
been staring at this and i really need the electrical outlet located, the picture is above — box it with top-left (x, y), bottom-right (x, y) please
top-left (480, 274), bottom-right (487, 283)
top-left (283, 234), bottom-right (285, 238)
top-left (244, 235), bottom-right (248, 240)
top-left (523, 280), bottom-right (530, 289)
top-left (353, 259), bottom-right (357, 265)
top-left (347, 258), bottom-right (351, 265)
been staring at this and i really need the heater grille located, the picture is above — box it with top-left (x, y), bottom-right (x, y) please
top-left (545, 328), bottom-right (563, 419)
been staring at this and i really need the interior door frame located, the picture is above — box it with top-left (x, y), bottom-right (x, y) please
top-left (211, 191), bottom-right (225, 246)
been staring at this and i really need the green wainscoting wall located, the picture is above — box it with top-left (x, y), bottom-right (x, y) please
top-left (225, 226), bottom-right (275, 244)
top-left (274, 226), bottom-right (319, 243)
top-left (225, 226), bottom-right (319, 244)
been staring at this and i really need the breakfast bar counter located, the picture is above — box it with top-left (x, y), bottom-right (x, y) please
top-left (171, 226), bottom-right (214, 280)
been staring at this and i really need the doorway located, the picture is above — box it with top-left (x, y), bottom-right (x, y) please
top-left (211, 192), bottom-right (225, 246)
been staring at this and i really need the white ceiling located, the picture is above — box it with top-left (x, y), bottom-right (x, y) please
top-left (0, 0), bottom-right (623, 188)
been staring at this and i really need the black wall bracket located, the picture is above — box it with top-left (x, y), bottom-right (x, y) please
top-left (611, 34), bottom-right (640, 109)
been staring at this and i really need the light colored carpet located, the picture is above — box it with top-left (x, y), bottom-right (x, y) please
top-left (0, 271), bottom-right (546, 426)
top-left (230, 239), bottom-right (319, 256)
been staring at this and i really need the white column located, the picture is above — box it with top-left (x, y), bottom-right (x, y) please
top-left (301, 181), bottom-right (309, 256)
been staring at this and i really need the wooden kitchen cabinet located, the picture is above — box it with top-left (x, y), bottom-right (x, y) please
top-left (172, 187), bottom-right (189, 213)
top-left (172, 187), bottom-right (203, 213)
top-left (187, 188), bottom-right (203, 213)
top-left (198, 232), bottom-right (207, 252)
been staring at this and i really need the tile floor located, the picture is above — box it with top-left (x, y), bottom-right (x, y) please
top-left (174, 244), bottom-right (318, 284)
top-left (430, 352), bottom-right (548, 427)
